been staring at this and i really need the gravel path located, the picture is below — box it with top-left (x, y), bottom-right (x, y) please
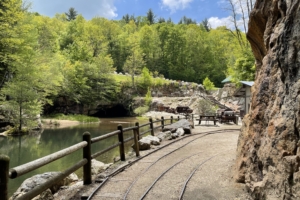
top-left (87, 122), bottom-right (252, 200)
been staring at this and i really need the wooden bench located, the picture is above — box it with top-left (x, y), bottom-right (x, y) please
top-left (197, 115), bottom-right (218, 125)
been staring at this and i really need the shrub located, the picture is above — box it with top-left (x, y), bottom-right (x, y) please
top-left (203, 77), bottom-right (215, 91)
top-left (197, 99), bottom-right (217, 115)
top-left (145, 87), bottom-right (152, 106)
top-left (134, 106), bottom-right (149, 116)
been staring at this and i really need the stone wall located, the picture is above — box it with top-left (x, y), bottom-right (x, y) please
top-left (235, 1), bottom-right (300, 199)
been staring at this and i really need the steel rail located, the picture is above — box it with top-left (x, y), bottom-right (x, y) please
top-left (123, 129), bottom-right (232, 200)
top-left (87, 129), bottom-right (239, 200)
top-left (178, 149), bottom-right (234, 200)
top-left (139, 153), bottom-right (202, 200)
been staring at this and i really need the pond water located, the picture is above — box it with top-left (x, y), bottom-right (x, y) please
top-left (0, 117), bottom-right (149, 197)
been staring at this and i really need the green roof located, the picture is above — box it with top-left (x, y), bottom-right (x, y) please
top-left (221, 76), bottom-right (232, 83)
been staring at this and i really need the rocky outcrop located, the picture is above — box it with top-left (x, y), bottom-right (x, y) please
top-left (10, 172), bottom-right (78, 200)
top-left (235, 0), bottom-right (300, 199)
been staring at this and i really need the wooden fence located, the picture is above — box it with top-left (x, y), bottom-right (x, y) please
top-left (0, 115), bottom-right (193, 200)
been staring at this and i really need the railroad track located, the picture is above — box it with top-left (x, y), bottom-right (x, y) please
top-left (87, 129), bottom-right (241, 200)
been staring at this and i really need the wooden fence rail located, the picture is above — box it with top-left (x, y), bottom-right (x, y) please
top-left (0, 115), bottom-right (193, 200)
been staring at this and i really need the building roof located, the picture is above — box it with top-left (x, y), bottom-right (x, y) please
top-left (240, 81), bottom-right (254, 87)
top-left (233, 81), bottom-right (254, 97)
top-left (221, 76), bottom-right (232, 83)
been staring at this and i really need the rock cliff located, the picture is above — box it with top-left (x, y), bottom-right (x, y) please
top-left (235, 0), bottom-right (300, 199)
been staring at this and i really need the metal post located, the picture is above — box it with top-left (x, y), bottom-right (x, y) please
top-left (161, 116), bottom-right (165, 130)
top-left (178, 116), bottom-right (180, 121)
top-left (83, 132), bottom-right (92, 185)
top-left (149, 118), bottom-right (154, 136)
top-left (0, 155), bottom-right (9, 200)
top-left (171, 116), bottom-right (173, 124)
top-left (118, 125), bottom-right (126, 161)
top-left (134, 122), bottom-right (140, 157)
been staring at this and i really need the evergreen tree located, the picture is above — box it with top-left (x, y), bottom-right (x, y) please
top-left (158, 17), bottom-right (165, 23)
top-left (146, 9), bottom-right (155, 24)
top-left (122, 14), bottom-right (130, 23)
top-left (201, 18), bottom-right (210, 32)
top-left (65, 7), bottom-right (78, 21)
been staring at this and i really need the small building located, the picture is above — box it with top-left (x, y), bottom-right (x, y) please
top-left (233, 81), bottom-right (254, 117)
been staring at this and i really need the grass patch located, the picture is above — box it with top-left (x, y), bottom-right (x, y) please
top-left (44, 114), bottom-right (99, 123)
top-left (136, 116), bottom-right (149, 121)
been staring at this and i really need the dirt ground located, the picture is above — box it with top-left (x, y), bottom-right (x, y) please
top-left (42, 119), bottom-right (81, 129)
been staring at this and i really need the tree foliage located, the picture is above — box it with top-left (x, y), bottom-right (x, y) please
top-left (65, 7), bottom-right (78, 21)
top-left (0, 5), bottom-right (257, 129)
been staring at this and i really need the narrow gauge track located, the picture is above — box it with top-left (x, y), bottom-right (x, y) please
top-left (88, 129), bottom-right (240, 200)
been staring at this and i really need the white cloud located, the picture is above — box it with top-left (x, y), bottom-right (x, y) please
top-left (208, 16), bottom-right (248, 32)
top-left (97, 0), bottom-right (118, 19)
top-left (161, 0), bottom-right (194, 13)
top-left (208, 16), bottom-right (232, 29)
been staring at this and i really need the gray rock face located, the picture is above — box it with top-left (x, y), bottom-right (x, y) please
top-left (235, 1), bottom-right (300, 199)
top-left (10, 172), bottom-right (78, 200)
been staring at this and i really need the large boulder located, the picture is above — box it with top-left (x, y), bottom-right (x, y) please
top-left (132, 135), bottom-right (161, 151)
top-left (235, 1), bottom-right (300, 199)
top-left (91, 159), bottom-right (112, 175)
top-left (156, 131), bottom-right (172, 141)
top-left (10, 172), bottom-right (78, 200)
top-left (163, 119), bottom-right (192, 134)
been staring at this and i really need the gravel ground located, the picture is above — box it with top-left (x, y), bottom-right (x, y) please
top-left (53, 119), bottom-right (251, 200)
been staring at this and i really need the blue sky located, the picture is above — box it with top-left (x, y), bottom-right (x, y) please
top-left (29, 0), bottom-right (248, 29)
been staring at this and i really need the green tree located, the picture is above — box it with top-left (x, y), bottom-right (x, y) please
top-left (123, 40), bottom-right (145, 89)
top-left (201, 18), bottom-right (210, 32)
top-left (146, 9), bottom-right (155, 25)
top-left (227, 49), bottom-right (255, 83)
top-left (139, 67), bottom-right (153, 90)
top-left (65, 7), bottom-right (78, 21)
top-left (145, 87), bottom-right (152, 106)
top-left (0, 0), bottom-right (25, 87)
top-left (203, 77), bottom-right (215, 91)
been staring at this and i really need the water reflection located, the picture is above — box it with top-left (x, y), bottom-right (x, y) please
top-left (0, 117), bottom-right (148, 197)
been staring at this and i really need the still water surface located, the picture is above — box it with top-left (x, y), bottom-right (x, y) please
top-left (0, 117), bottom-right (149, 197)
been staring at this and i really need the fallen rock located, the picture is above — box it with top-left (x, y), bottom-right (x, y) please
top-left (171, 132), bottom-right (179, 139)
top-left (91, 159), bottom-right (112, 175)
top-left (163, 119), bottom-right (192, 134)
top-left (156, 131), bottom-right (172, 141)
top-left (132, 135), bottom-right (161, 151)
top-left (176, 128), bottom-right (185, 136)
top-left (10, 172), bottom-right (78, 200)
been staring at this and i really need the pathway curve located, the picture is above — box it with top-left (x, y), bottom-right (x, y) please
top-left (88, 123), bottom-right (252, 200)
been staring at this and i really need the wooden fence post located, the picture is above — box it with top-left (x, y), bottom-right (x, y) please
top-left (83, 132), bottom-right (92, 185)
top-left (149, 118), bottom-right (154, 136)
top-left (118, 125), bottom-right (126, 161)
top-left (161, 116), bottom-right (165, 130)
top-left (134, 122), bottom-right (140, 157)
top-left (135, 122), bottom-right (140, 141)
top-left (192, 114), bottom-right (195, 128)
top-left (171, 116), bottom-right (173, 124)
top-left (0, 155), bottom-right (9, 200)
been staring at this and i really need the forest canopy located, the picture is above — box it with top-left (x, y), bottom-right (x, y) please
top-left (0, 0), bottom-right (254, 131)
